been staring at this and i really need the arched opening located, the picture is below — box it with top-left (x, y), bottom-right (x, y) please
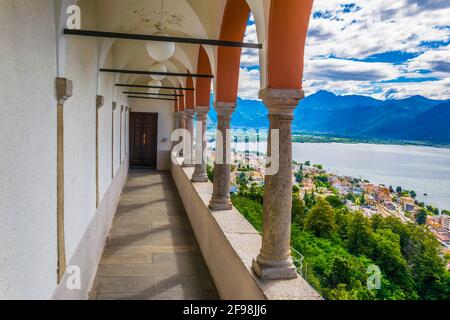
top-left (267, 0), bottom-right (314, 89)
top-left (215, 0), bottom-right (251, 103)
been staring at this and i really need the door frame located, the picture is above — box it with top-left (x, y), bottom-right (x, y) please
top-left (129, 112), bottom-right (159, 169)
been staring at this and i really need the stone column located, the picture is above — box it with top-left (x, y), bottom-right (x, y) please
top-left (178, 111), bottom-right (187, 157)
top-left (209, 102), bottom-right (235, 210)
top-left (55, 77), bottom-right (73, 282)
top-left (252, 88), bottom-right (304, 280)
top-left (173, 111), bottom-right (181, 129)
top-left (183, 110), bottom-right (195, 167)
top-left (192, 106), bottom-right (209, 182)
top-left (95, 95), bottom-right (104, 208)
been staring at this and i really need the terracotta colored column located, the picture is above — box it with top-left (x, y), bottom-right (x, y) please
top-left (95, 95), bottom-right (104, 208)
top-left (252, 88), bottom-right (304, 280)
top-left (192, 106), bottom-right (209, 182)
top-left (55, 77), bottom-right (73, 282)
top-left (209, 102), bottom-right (235, 210)
top-left (183, 110), bottom-right (195, 167)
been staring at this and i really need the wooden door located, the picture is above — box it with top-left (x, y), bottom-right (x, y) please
top-left (130, 112), bottom-right (158, 168)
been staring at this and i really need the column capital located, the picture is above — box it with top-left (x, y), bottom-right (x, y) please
top-left (195, 106), bottom-right (210, 114)
top-left (55, 77), bottom-right (73, 105)
top-left (195, 106), bottom-right (210, 121)
top-left (214, 101), bottom-right (236, 117)
top-left (185, 109), bottom-right (195, 118)
top-left (96, 95), bottom-right (105, 109)
top-left (112, 102), bottom-right (117, 111)
top-left (259, 88), bottom-right (304, 116)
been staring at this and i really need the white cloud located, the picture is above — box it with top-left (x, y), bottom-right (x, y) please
top-left (238, 67), bottom-right (260, 100)
top-left (306, 0), bottom-right (450, 59)
top-left (305, 58), bottom-right (401, 81)
top-left (238, 0), bottom-right (450, 100)
top-left (406, 44), bottom-right (450, 77)
top-left (302, 0), bottom-right (450, 99)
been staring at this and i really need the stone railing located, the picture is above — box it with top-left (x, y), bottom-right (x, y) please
top-left (170, 160), bottom-right (321, 300)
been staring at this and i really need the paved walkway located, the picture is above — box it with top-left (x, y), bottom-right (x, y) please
top-left (90, 170), bottom-right (218, 300)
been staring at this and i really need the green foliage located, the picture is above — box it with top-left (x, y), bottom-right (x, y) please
top-left (292, 194), bottom-right (307, 227)
top-left (207, 164), bottom-right (214, 182)
top-left (345, 211), bottom-right (373, 256)
top-left (304, 160), bottom-right (311, 166)
top-left (314, 174), bottom-right (331, 188)
top-left (416, 209), bottom-right (427, 225)
top-left (231, 186), bottom-right (450, 300)
top-left (231, 195), bottom-right (263, 232)
top-left (313, 164), bottom-right (324, 170)
top-left (326, 195), bottom-right (344, 208)
top-left (295, 171), bottom-right (303, 183)
top-left (304, 199), bottom-right (337, 238)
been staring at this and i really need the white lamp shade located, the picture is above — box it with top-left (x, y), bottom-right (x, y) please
top-left (149, 63), bottom-right (167, 81)
top-left (146, 35), bottom-right (175, 62)
top-left (148, 80), bottom-right (162, 88)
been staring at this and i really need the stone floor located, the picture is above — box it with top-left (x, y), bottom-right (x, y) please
top-left (89, 170), bottom-right (219, 300)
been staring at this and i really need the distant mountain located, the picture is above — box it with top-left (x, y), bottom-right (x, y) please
top-left (207, 91), bottom-right (449, 144)
top-left (393, 101), bottom-right (450, 143)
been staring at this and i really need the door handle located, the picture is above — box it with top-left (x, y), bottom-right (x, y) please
top-left (143, 132), bottom-right (147, 145)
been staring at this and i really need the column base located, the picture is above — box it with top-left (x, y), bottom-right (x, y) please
top-left (192, 173), bottom-right (209, 183)
top-left (252, 258), bottom-right (298, 281)
top-left (209, 196), bottom-right (232, 211)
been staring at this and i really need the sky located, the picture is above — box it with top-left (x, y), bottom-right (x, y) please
top-left (239, 0), bottom-right (450, 101)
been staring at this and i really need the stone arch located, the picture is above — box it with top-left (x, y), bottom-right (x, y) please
top-left (266, 0), bottom-right (314, 89)
top-left (185, 74), bottom-right (195, 110)
top-left (215, 0), bottom-right (251, 103)
top-left (196, 46), bottom-right (213, 107)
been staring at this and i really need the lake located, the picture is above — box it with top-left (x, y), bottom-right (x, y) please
top-left (231, 142), bottom-right (450, 211)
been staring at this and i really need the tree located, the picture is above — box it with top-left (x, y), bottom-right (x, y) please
top-left (416, 209), bottom-right (427, 225)
top-left (305, 160), bottom-right (311, 166)
top-left (207, 164), bottom-right (214, 182)
top-left (410, 190), bottom-right (417, 199)
top-left (304, 199), bottom-right (337, 238)
top-left (295, 170), bottom-right (303, 183)
top-left (346, 211), bottom-right (373, 256)
top-left (326, 195), bottom-right (344, 209)
top-left (292, 194), bottom-right (307, 227)
top-left (396, 186), bottom-right (403, 193)
top-left (370, 228), bottom-right (416, 296)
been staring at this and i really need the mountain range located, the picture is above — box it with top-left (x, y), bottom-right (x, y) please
top-left (208, 91), bottom-right (450, 144)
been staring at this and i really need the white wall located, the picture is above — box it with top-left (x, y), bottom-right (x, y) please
top-left (0, 0), bottom-right (58, 299)
top-left (129, 98), bottom-right (175, 170)
top-left (0, 0), bottom-right (131, 299)
top-left (63, 0), bottom-right (99, 262)
top-left (98, 53), bottom-right (114, 200)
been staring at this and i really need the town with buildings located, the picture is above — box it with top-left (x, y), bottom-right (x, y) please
top-left (211, 147), bottom-right (450, 271)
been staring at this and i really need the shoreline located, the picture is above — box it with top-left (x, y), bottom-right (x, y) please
top-left (206, 129), bottom-right (450, 149)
